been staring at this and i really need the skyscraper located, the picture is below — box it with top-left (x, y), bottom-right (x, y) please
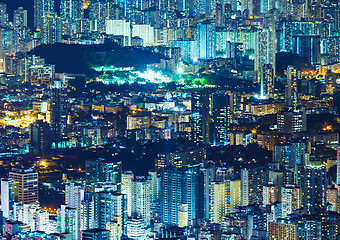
top-left (132, 176), bottom-right (151, 226)
top-left (198, 22), bottom-right (216, 60)
top-left (225, 179), bottom-right (241, 214)
top-left (285, 66), bottom-right (299, 108)
top-left (260, 64), bottom-right (275, 98)
top-left (50, 81), bottom-right (68, 142)
top-left (80, 192), bottom-right (94, 232)
top-left (293, 35), bottom-right (321, 66)
top-left (200, 162), bottom-right (216, 221)
top-left (60, 0), bottom-right (84, 36)
top-left (41, 12), bottom-right (62, 44)
top-left (303, 162), bottom-right (327, 215)
top-left (193, 0), bottom-right (208, 15)
top-left (160, 167), bottom-right (185, 225)
top-left (30, 120), bottom-right (51, 155)
top-left (255, 27), bottom-right (276, 76)
top-left (106, 218), bottom-right (122, 240)
top-left (191, 92), bottom-right (210, 145)
top-left (277, 108), bottom-right (307, 134)
top-left (0, 3), bottom-right (9, 27)
top-left (262, 184), bottom-right (279, 205)
top-left (9, 168), bottom-right (38, 204)
top-left (148, 171), bottom-right (160, 203)
top-left (211, 91), bottom-right (230, 146)
top-left (273, 142), bottom-right (306, 170)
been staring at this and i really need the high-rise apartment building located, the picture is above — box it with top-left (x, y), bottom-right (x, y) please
top-left (41, 12), bottom-right (62, 44)
top-left (241, 166), bottom-right (266, 206)
top-left (121, 172), bottom-right (134, 217)
top-left (209, 181), bottom-right (225, 224)
top-left (268, 220), bottom-right (299, 240)
top-left (0, 3), bottom-right (9, 27)
top-left (57, 205), bottom-right (77, 239)
top-left (198, 22), bottom-right (216, 60)
top-left (160, 167), bottom-right (204, 226)
top-left (255, 28), bottom-right (276, 76)
top-left (34, 0), bottom-right (55, 31)
top-left (293, 35), bottom-right (321, 66)
top-left (200, 162), bottom-right (216, 221)
top-left (262, 184), bottom-right (279, 205)
top-left (273, 142), bottom-right (306, 170)
top-left (80, 192), bottom-right (94, 232)
top-left (281, 184), bottom-right (302, 218)
top-left (106, 219), bottom-right (122, 240)
top-left (60, 0), bottom-right (84, 19)
top-left (132, 176), bottom-right (151, 226)
top-left (277, 107), bottom-right (307, 134)
top-left (225, 179), bottom-right (241, 214)
top-left (65, 183), bottom-right (85, 239)
top-left (148, 171), bottom-right (160, 203)
top-left (1, 178), bottom-right (14, 219)
top-left (92, 192), bottom-right (127, 234)
top-left (13, 7), bottom-right (27, 28)
top-left (337, 145), bottom-right (340, 189)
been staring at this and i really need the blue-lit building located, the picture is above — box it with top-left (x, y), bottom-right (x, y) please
top-left (211, 91), bottom-right (230, 146)
top-left (273, 142), bottom-right (306, 171)
top-left (191, 92), bottom-right (210, 145)
top-left (198, 22), bottom-right (216, 60)
top-left (293, 35), bottom-right (321, 66)
top-left (85, 158), bottom-right (122, 191)
top-left (34, 0), bottom-right (54, 30)
top-left (160, 167), bottom-right (204, 226)
top-left (168, 40), bottom-right (199, 61)
top-left (93, 192), bottom-right (127, 234)
top-left (81, 228), bottom-right (110, 240)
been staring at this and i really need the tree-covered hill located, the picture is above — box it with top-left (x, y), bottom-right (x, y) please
top-left (29, 42), bottom-right (165, 74)
top-left (276, 52), bottom-right (315, 77)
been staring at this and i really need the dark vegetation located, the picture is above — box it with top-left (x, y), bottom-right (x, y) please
top-left (276, 52), bottom-right (315, 77)
top-left (29, 42), bottom-right (165, 74)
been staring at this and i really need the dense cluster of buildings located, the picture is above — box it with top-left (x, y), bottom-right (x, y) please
top-left (0, 0), bottom-right (340, 239)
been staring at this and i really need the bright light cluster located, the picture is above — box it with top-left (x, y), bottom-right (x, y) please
top-left (136, 70), bottom-right (172, 84)
top-left (0, 115), bottom-right (36, 128)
